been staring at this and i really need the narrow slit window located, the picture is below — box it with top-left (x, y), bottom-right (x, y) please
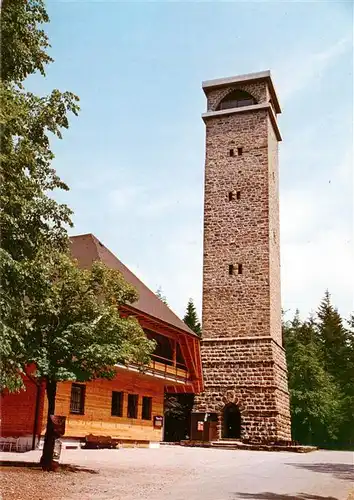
top-left (238, 263), bottom-right (243, 274)
top-left (70, 384), bottom-right (85, 415)
top-left (111, 391), bottom-right (123, 417)
top-left (237, 147), bottom-right (243, 156)
top-left (229, 264), bottom-right (234, 275)
top-left (127, 394), bottom-right (138, 419)
top-left (142, 396), bottom-right (152, 420)
top-left (228, 192), bottom-right (234, 201)
top-left (236, 191), bottom-right (241, 200)
top-left (229, 149), bottom-right (234, 157)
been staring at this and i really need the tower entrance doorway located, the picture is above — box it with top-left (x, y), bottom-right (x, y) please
top-left (222, 404), bottom-right (241, 439)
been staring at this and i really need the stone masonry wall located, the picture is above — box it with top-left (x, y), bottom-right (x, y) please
top-left (194, 338), bottom-right (291, 441)
top-left (203, 109), bottom-right (271, 339)
top-left (268, 118), bottom-right (282, 346)
top-left (194, 77), bottom-right (291, 442)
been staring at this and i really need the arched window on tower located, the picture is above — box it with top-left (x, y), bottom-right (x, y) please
top-left (217, 89), bottom-right (257, 111)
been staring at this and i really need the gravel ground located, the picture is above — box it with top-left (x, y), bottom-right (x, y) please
top-left (1, 446), bottom-right (353, 500)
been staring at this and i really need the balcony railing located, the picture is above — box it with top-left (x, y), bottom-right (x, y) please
top-left (128, 354), bottom-right (189, 384)
top-left (150, 354), bottom-right (189, 381)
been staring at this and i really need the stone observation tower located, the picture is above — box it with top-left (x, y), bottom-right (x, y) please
top-left (193, 71), bottom-right (292, 442)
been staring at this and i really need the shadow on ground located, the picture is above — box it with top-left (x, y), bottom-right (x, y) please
top-left (235, 493), bottom-right (339, 500)
top-left (287, 463), bottom-right (354, 481)
top-left (0, 460), bottom-right (98, 474)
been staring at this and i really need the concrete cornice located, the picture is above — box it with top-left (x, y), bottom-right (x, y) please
top-left (202, 70), bottom-right (281, 114)
top-left (201, 103), bottom-right (282, 142)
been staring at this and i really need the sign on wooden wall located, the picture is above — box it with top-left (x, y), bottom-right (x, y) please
top-left (197, 421), bottom-right (204, 432)
top-left (153, 416), bottom-right (164, 428)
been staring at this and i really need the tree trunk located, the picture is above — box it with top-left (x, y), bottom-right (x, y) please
top-left (40, 379), bottom-right (57, 471)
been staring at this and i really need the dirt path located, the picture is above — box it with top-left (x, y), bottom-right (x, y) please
top-left (1, 447), bottom-right (353, 500)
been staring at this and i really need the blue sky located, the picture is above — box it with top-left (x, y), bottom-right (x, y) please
top-left (33, 0), bottom-right (352, 321)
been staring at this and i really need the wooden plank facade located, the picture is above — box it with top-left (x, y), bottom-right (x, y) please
top-left (1, 234), bottom-right (203, 448)
top-left (45, 368), bottom-right (166, 443)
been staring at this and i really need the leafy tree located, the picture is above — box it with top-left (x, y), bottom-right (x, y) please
top-left (0, 0), bottom-right (155, 470)
top-left (24, 253), bottom-right (154, 468)
top-left (183, 298), bottom-right (202, 336)
top-left (0, 0), bottom-right (79, 390)
top-left (156, 287), bottom-right (168, 305)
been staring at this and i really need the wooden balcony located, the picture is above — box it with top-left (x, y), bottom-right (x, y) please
top-left (127, 354), bottom-right (190, 385)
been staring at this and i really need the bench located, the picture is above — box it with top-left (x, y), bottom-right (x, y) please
top-left (84, 434), bottom-right (118, 449)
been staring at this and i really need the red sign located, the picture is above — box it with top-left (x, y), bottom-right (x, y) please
top-left (197, 421), bottom-right (204, 432)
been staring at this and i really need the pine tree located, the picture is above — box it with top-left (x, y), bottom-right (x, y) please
top-left (156, 287), bottom-right (168, 305)
top-left (316, 290), bottom-right (350, 385)
top-left (340, 314), bottom-right (354, 447)
top-left (283, 313), bottom-right (343, 447)
top-left (183, 298), bottom-right (202, 336)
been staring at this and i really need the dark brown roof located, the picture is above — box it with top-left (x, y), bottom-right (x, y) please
top-left (69, 234), bottom-right (194, 336)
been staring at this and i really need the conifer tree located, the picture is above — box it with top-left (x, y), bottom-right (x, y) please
top-left (156, 287), bottom-right (168, 305)
top-left (283, 313), bottom-right (343, 446)
top-left (316, 290), bottom-right (350, 384)
top-left (183, 298), bottom-right (202, 336)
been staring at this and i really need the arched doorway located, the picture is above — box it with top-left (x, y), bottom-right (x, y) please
top-left (222, 404), bottom-right (241, 439)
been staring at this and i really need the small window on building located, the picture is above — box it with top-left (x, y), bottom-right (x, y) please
top-left (127, 394), bottom-right (138, 419)
top-left (111, 391), bottom-right (123, 417)
top-left (142, 396), bottom-right (152, 420)
top-left (228, 191), bottom-right (234, 201)
top-left (70, 384), bottom-right (85, 415)
top-left (237, 147), bottom-right (243, 156)
top-left (229, 264), bottom-right (234, 275)
top-left (229, 149), bottom-right (234, 157)
top-left (238, 263), bottom-right (243, 274)
top-left (236, 191), bottom-right (241, 200)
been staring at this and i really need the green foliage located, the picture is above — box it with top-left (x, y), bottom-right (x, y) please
top-left (284, 314), bottom-right (342, 446)
top-left (0, 0), bottom-right (80, 391)
top-left (25, 253), bottom-right (155, 382)
top-left (316, 293), bottom-right (354, 447)
top-left (284, 293), bottom-right (354, 449)
top-left (1, 0), bottom-right (53, 86)
top-left (183, 298), bottom-right (201, 336)
top-left (1, 0), bottom-right (155, 467)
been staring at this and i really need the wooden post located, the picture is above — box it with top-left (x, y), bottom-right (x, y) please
top-left (172, 339), bottom-right (177, 367)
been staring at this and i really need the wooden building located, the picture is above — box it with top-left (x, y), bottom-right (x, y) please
top-left (1, 234), bottom-right (203, 449)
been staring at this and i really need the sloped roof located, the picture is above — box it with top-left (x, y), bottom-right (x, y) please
top-left (69, 234), bottom-right (194, 336)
